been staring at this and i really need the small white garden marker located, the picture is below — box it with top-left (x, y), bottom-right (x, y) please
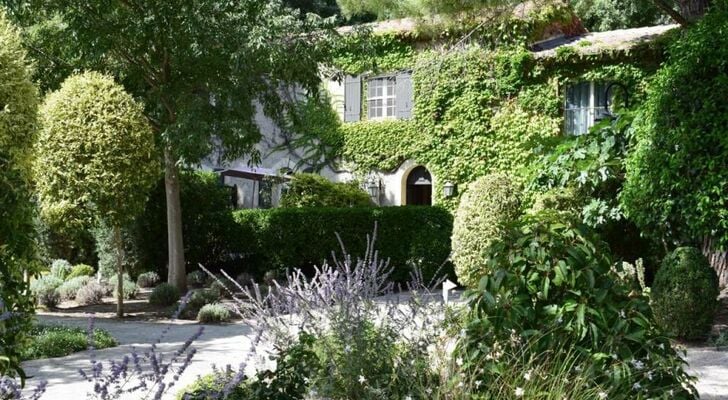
top-left (442, 279), bottom-right (457, 304)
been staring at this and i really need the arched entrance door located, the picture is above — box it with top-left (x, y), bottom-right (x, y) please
top-left (406, 166), bottom-right (432, 206)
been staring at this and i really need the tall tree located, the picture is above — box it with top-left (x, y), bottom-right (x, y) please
top-left (0, 9), bottom-right (39, 381)
top-left (5, 1), bottom-right (336, 290)
top-left (35, 72), bottom-right (158, 318)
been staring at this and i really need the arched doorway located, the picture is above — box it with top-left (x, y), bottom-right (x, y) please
top-left (405, 166), bottom-right (432, 206)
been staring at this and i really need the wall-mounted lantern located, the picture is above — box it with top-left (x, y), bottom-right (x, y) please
top-left (366, 176), bottom-right (381, 203)
top-left (443, 181), bottom-right (457, 198)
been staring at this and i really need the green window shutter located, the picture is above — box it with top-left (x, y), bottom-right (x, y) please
top-left (395, 72), bottom-right (413, 119)
top-left (344, 75), bottom-right (361, 122)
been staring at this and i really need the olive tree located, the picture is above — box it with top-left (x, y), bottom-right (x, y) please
top-left (35, 72), bottom-right (157, 317)
top-left (0, 9), bottom-right (39, 379)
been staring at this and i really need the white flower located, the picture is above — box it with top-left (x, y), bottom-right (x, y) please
top-left (404, 396), bottom-right (412, 400)
top-left (619, 310), bottom-right (626, 318)
top-left (515, 387), bottom-right (525, 397)
top-left (475, 380), bottom-right (482, 387)
top-left (647, 371), bottom-right (654, 381)
top-left (344, 345), bottom-right (352, 354)
top-left (457, 381), bottom-right (464, 388)
top-left (632, 382), bottom-right (642, 391)
top-left (598, 391), bottom-right (607, 399)
top-left (358, 375), bottom-right (366, 384)
top-left (456, 357), bottom-right (464, 366)
top-left (631, 359), bottom-right (645, 370)
top-left (425, 388), bottom-right (433, 395)
top-left (523, 371), bottom-right (532, 381)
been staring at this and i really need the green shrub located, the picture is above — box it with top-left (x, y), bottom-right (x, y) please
top-left (113, 279), bottom-right (139, 300)
top-left (94, 223), bottom-right (141, 278)
top-left (451, 173), bottom-right (522, 287)
top-left (652, 247), bottom-right (719, 340)
top-left (622, 4), bottom-right (728, 247)
top-left (67, 264), bottom-right (95, 279)
top-left (149, 283), bottom-right (180, 306)
top-left (21, 324), bottom-right (117, 361)
top-left (197, 303), bottom-right (232, 324)
top-left (49, 259), bottom-right (72, 280)
top-left (137, 271), bottom-right (160, 288)
top-left (0, 9), bottom-right (40, 377)
top-left (30, 275), bottom-right (63, 307)
top-left (134, 171), bottom-right (237, 277)
top-left (35, 286), bottom-right (61, 309)
top-left (186, 270), bottom-right (208, 288)
top-left (181, 289), bottom-right (220, 319)
top-left (57, 276), bottom-right (92, 300)
top-left (280, 173), bottom-right (372, 208)
top-left (76, 281), bottom-right (106, 305)
top-left (458, 213), bottom-right (697, 398)
top-left (232, 206), bottom-right (453, 283)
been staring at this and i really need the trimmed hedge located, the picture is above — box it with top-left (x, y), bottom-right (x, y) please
top-left (231, 206), bottom-right (453, 283)
top-left (280, 173), bottom-right (372, 208)
top-left (652, 247), bottom-right (719, 340)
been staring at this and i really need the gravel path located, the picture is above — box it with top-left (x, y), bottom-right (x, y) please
top-left (22, 315), bottom-right (256, 400)
top-left (22, 314), bottom-right (728, 400)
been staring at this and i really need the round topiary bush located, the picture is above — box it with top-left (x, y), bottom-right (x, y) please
top-left (452, 173), bottom-right (522, 287)
top-left (652, 247), bottom-right (719, 340)
top-left (76, 281), bottom-right (106, 306)
top-left (49, 259), bottom-right (72, 280)
top-left (137, 271), bottom-right (161, 288)
top-left (149, 283), bottom-right (181, 306)
top-left (67, 264), bottom-right (95, 280)
top-left (197, 303), bottom-right (232, 324)
top-left (57, 276), bottom-right (92, 300)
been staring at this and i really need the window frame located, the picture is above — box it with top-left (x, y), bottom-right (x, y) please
top-left (564, 81), bottom-right (610, 136)
top-left (366, 75), bottom-right (397, 121)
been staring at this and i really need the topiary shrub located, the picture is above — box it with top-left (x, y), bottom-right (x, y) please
top-left (652, 247), bottom-right (719, 340)
top-left (49, 259), bottom-right (72, 280)
top-left (137, 271), bottom-right (160, 288)
top-left (76, 281), bottom-right (106, 305)
top-left (451, 173), bottom-right (522, 287)
top-left (67, 264), bottom-right (95, 280)
top-left (197, 303), bottom-right (232, 324)
top-left (57, 276), bottom-right (92, 301)
top-left (280, 173), bottom-right (372, 208)
top-left (113, 279), bottom-right (139, 300)
top-left (181, 289), bottom-right (220, 319)
top-left (458, 213), bottom-right (698, 398)
top-left (149, 283), bottom-right (181, 306)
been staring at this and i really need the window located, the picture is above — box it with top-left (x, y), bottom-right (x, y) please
top-left (367, 76), bottom-right (396, 120)
top-left (565, 81), bottom-right (610, 136)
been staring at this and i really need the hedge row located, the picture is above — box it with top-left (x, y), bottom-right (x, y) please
top-left (230, 206), bottom-right (453, 283)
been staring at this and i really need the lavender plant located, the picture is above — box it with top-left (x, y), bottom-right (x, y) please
top-left (197, 224), bottom-right (453, 399)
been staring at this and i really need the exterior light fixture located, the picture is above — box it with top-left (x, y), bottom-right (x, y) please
top-left (443, 181), bottom-right (456, 198)
top-left (365, 175), bottom-right (382, 204)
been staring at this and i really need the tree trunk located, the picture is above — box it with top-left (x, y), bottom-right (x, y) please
top-left (164, 146), bottom-right (187, 292)
top-left (679, 0), bottom-right (711, 21)
top-left (115, 225), bottom-right (124, 318)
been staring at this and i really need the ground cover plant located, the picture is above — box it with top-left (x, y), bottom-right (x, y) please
top-left (21, 325), bottom-right (117, 361)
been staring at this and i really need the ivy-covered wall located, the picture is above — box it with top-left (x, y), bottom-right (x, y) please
top-left (301, 11), bottom-right (670, 210)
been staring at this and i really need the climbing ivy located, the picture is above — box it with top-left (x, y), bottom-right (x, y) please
top-left (290, 9), bottom-right (669, 210)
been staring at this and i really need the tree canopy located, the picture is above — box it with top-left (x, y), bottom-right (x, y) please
top-left (35, 72), bottom-right (158, 229)
top-left (621, 2), bottom-right (728, 248)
